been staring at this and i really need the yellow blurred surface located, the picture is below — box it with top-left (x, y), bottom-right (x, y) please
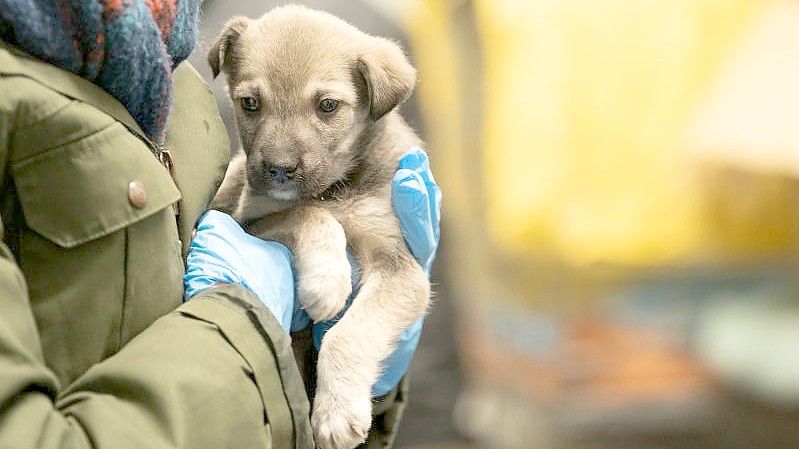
top-left (410, 0), bottom-right (794, 266)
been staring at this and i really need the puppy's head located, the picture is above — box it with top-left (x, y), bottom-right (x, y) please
top-left (209, 5), bottom-right (416, 201)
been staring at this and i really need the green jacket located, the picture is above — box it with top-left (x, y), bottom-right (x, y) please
top-left (0, 42), bottom-right (405, 449)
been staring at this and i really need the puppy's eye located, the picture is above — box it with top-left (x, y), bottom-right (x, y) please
top-left (240, 96), bottom-right (260, 112)
top-left (318, 98), bottom-right (339, 113)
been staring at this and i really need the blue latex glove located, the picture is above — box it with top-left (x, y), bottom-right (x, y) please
top-left (184, 147), bottom-right (441, 396)
top-left (311, 147), bottom-right (442, 396)
top-left (183, 210), bottom-right (296, 332)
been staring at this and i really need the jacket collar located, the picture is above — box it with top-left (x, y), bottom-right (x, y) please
top-left (0, 41), bottom-right (150, 144)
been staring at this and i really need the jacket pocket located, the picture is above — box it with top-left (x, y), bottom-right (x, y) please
top-left (10, 122), bottom-right (181, 248)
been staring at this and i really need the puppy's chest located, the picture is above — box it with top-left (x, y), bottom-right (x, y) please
top-left (318, 189), bottom-right (396, 243)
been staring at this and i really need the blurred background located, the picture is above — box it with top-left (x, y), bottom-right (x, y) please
top-left (191, 1), bottom-right (799, 448)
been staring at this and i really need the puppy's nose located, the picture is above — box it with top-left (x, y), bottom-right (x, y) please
top-left (268, 165), bottom-right (297, 183)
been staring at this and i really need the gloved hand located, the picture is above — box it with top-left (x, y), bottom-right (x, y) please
top-left (184, 147), bottom-right (442, 397)
top-left (311, 147), bottom-right (442, 396)
top-left (183, 210), bottom-right (296, 332)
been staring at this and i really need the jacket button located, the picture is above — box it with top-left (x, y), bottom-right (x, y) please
top-left (128, 181), bottom-right (148, 209)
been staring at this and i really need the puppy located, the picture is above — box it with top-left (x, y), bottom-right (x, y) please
top-left (208, 6), bottom-right (430, 449)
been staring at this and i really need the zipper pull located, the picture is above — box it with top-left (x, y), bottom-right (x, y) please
top-left (158, 148), bottom-right (181, 218)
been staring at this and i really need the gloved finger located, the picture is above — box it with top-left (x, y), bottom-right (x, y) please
top-left (398, 147), bottom-right (442, 246)
top-left (371, 316), bottom-right (425, 396)
top-left (393, 168), bottom-right (436, 272)
top-left (291, 308), bottom-right (311, 332)
top-left (254, 248), bottom-right (295, 332)
top-left (195, 209), bottom-right (247, 237)
top-left (190, 211), bottom-right (256, 279)
top-left (190, 211), bottom-right (249, 264)
top-left (184, 212), bottom-right (245, 299)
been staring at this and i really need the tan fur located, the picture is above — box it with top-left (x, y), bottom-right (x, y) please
top-left (209, 6), bottom-right (430, 449)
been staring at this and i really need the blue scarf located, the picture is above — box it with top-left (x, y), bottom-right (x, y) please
top-left (0, 0), bottom-right (202, 143)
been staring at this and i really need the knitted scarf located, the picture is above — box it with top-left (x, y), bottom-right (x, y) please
top-left (0, 0), bottom-right (202, 143)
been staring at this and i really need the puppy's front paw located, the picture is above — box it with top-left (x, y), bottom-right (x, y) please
top-left (297, 250), bottom-right (352, 321)
top-left (312, 389), bottom-right (372, 449)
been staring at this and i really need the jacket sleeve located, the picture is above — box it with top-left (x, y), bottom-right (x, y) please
top-left (0, 239), bottom-right (315, 449)
top-left (0, 85), bottom-right (314, 449)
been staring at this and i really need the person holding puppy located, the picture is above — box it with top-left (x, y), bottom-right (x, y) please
top-left (0, 1), bottom-right (440, 449)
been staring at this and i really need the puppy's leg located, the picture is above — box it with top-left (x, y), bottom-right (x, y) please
top-left (312, 242), bottom-right (429, 449)
top-left (210, 151), bottom-right (246, 214)
top-left (247, 205), bottom-right (352, 321)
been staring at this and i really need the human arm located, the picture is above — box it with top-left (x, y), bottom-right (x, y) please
top-left (0, 260), bottom-right (311, 448)
top-left (0, 73), bottom-right (313, 449)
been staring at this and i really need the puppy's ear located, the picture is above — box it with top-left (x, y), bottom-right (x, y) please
top-left (356, 38), bottom-right (417, 121)
top-left (208, 17), bottom-right (250, 78)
